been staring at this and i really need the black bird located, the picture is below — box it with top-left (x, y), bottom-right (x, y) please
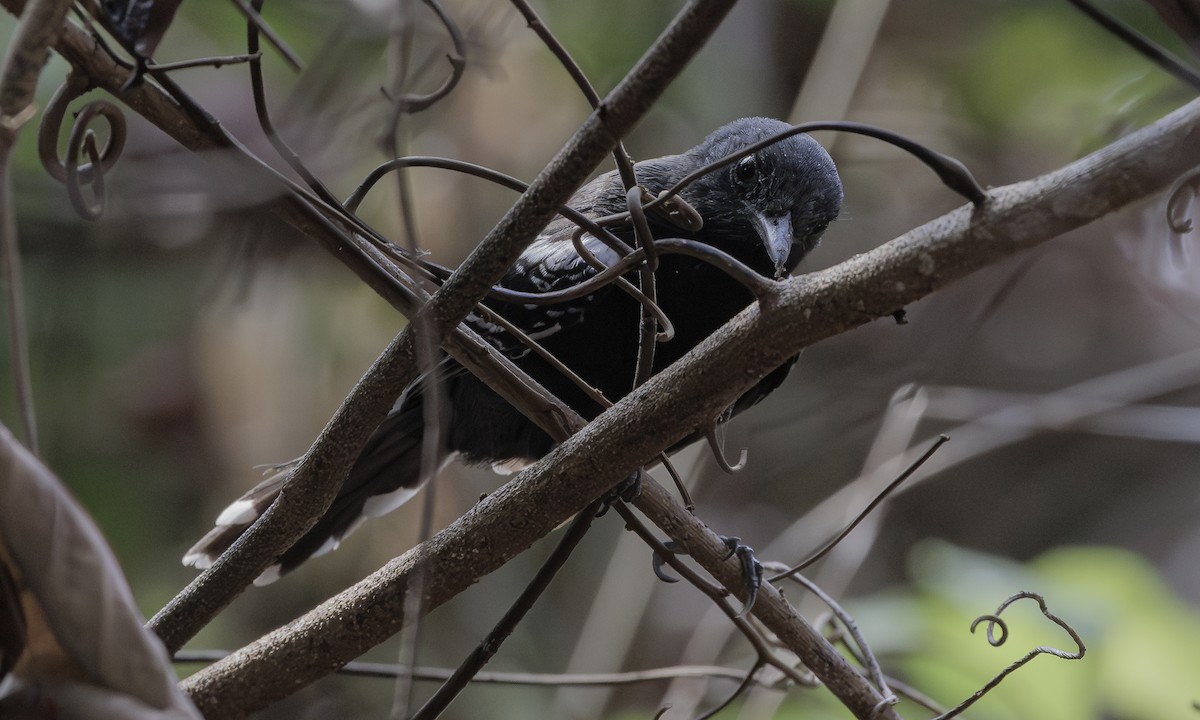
top-left (184, 117), bottom-right (843, 584)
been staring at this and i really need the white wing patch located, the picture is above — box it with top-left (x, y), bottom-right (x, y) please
top-left (464, 232), bottom-right (618, 354)
top-left (181, 550), bottom-right (213, 570)
top-left (516, 233), bottom-right (622, 286)
top-left (360, 486), bottom-right (421, 518)
top-left (491, 457), bottom-right (535, 475)
top-left (214, 499), bottom-right (259, 526)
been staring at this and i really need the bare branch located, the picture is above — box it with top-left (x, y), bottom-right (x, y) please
top-left (0, 0), bottom-right (76, 453)
top-left (174, 650), bottom-right (756, 687)
top-left (409, 499), bottom-right (604, 720)
top-left (768, 435), bottom-right (949, 580)
top-left (1066, 0), bottom-right (1200, 88)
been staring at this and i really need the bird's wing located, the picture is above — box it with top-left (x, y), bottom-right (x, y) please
top-left (465, 169), bottom-right (632, 356)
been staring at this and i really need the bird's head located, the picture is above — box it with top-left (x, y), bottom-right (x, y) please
top-left (682, 117), bottom-right (843, 279)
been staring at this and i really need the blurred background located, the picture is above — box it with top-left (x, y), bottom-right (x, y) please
top-left (3, 0), bottom-right (1200, 717)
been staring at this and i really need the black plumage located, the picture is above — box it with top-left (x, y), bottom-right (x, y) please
top-left (184, 117), bottom-right (843, 583)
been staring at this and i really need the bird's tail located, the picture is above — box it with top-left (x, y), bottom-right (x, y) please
top-left (183, 399), bottom-right (440, 585)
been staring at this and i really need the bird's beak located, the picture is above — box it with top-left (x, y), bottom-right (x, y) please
top-left (751, 211), bottom-right (794, 279)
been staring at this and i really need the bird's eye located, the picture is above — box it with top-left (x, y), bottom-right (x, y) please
top-left (733, 155), bottom-right (757, 184)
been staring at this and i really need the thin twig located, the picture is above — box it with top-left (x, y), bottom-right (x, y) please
top-left (410, 498), bottom-right (603, 720)
top-left (376, 5), bottom-right (467, 702)
top-left (226, 0), bottom-right (303, 70)
top-left (245, 0), bottom-right (341, 210)
top-left (774, 570), bottom-right (892, 703)
top-left (145, 52), bottom-right (261, 72)
top-left (628, 186), bottom-right (661, 388)
top-left (768, 435), bottom-right (949, 581)
top-left (173, 650), bottom-right (754, 686)
top-left (383, 0), bottom-right (466, 115)
top-left (693, 660), bottom-right (764, 720)
top-left (614, 500), bottom-right (815, 690)
top-left (506, 0), bottom-right (639, 190)
top-left (345, 155), bottom-right (633, 260)
top-left (0, 0), bottom-right (77, 453)
top-left (0, 147), bottom-right (34, 451)
top-left (1065, 0), bottom-right (1200, 90)
top-left (648, 121), bottom-right (988, 211)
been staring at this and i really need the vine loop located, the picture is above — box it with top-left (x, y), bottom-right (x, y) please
top-left (38, 73), bottom-right (127, 221)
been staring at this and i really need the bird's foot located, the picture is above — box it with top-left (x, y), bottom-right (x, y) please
top-left (720, 536), bottom-right (763, 617)
top-left (595, 470), bottom-right (643, 517)
top-left (650, 535), bottom-right (763, 617)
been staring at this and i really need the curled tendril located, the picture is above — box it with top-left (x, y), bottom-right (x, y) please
top-left (386, 0), bottom-right (467, 113)
top-left (66, 118), bottom-right (107, 220)
top-left (871, 695), bottom-right (900, 719)
top-left (568, 226), bottom-right (676, 342)
top-left (646, 121), bottom-right (988, 216)
top-left (934, 591), bottom-right (1085, 720)
top-left (626, 184), bottom-right (663, 388)
top-left (657, 451), bottom-right (694, 512)
top-left (705, 425), bottom-right (747, 474)
top-left (969, 613), bottom-right (1009, 646)
top-left (627, 185), bottom-right (660, 272)
top-left (1167, 166), bottom-right (1200, 234)
top-left (38, 74), bottom-right (127, 221)
top-left (351, 157), bottom-right (776, 314)
top-left (654, 238), bottom-right (778, 301)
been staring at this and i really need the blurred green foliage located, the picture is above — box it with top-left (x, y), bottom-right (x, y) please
top-left (681, 543), bottom-right (1200, 719)
top-left (958, 3), bottom-right (1189, 150)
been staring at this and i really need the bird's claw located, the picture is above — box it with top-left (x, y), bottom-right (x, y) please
top-left (724, 538), bottom-right (763, 618)
top-left (650, 536), bottom-right (763, 616)
top-left (595, 471), bottom-right (643, 517)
